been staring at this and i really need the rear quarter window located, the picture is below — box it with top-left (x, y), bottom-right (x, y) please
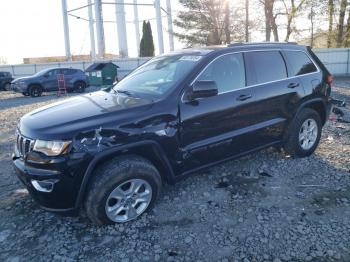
top-left (245, 51), bottom-right (287, 85)
top-left (284, 51), bottom-right (318, 76)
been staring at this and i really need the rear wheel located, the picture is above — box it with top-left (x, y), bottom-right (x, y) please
top-left (84, 155), bottom-right (162, 225)
top-left (29, 85), bottom-right (42, 97)
top-left (74, 81), bottom-right (86, 93)
top-left (283, 108), bottom-right (322, 157)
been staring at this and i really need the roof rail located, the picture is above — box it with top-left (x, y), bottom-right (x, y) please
top-left (227, 42), bottom-right (298, 47)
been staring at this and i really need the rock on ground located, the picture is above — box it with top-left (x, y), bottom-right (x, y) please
top-left (0, 84), bottom-right (350, 261)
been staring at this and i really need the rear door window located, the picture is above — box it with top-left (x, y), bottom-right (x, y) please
top-left (284, 51), bottom-right (318, 76)
top-left (245, 51), bottom-right (287, 85)
top-left (62, 69), bottom-right (76, 75)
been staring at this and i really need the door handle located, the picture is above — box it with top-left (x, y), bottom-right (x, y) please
top-left (237, 94), bottom-right (252, 101)
top-left (287, 82), bottom-right (300, 89)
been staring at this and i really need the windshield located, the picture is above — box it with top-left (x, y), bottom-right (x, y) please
top-left (33, 69), bottom-right (51, 76)
top-left (113, 54), bottom-right (203, 98)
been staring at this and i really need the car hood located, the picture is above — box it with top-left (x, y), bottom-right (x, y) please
top-left (12, 76), bottom-right (35, 83)
top-left (19, 91), bottom-right (154, 140)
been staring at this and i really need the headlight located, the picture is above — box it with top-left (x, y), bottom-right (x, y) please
top-left (17, 81), bottom-right (27, 88)
top-left (33, 140), bottom-right (71, 156)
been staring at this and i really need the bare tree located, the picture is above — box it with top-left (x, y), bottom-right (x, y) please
top-left (327, 0), bottom-right (335, 48)
top-left (336, 0), bottom-right (347, 47)
top-left (344, 7), bottom-right (350, 47)
top-left (245, 0), bottom-right (249, 42)
top-left (282, 0), bottom-right (307, 42)
top-left (0, 56), bottom-right (8, 65)
top-left (309, 0), bottom-right (315, 47)
top-left (224, 1), bottom-right (231, 44)
top-left (260, 0), bottom-right (279, 41)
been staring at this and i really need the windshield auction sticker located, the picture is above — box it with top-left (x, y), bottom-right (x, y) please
top-left (180, 55), bottom-right (202, 62)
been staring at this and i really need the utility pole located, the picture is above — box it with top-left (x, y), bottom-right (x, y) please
top-left (166, 0), bottom-right (174, 51)
top-left (115, 0), bottom-right (128, 57)
top-left (133, 0), bottom-right (141, 55)
top-left (155, 0), bottom-right (164, 54)
top-left (94, 0), bottom-right (105, 59)
top-left (245, 0), bottom-right (249, 42)
top-left (87, 0), bottom-right (96, 60)
top-left (61, 0), bottom-right (72, 61)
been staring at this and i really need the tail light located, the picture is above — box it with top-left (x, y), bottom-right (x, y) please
top-left (326, 74), bottom-right (333, 97)
top-left (327, 74), bottom-right (333, 85)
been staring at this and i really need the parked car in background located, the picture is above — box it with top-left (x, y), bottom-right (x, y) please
top-left (0, 71), bottom-right (14, 91)
top-left (11, 68), bottom-right (89, 97)
top-left (13, 43), bottom-right (333, 224)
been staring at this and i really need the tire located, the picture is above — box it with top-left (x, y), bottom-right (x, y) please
top-left (74, 81), bottom-right (86, 93)
top-left (84, 155), bottom-right (162, 225)
top-left (283, 108), bottom-right (322, 157)
top-left (29, 85), bottom-right (42, 97)
top-left (4, 83), bottom-right (11, 91)
top-left (22, 92), bottom-right (29, 96)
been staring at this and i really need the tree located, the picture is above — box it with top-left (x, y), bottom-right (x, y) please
top-left (224, 1), bottom-right (231, 44)
top-left (175, 0), bottom-right (250, 46)
top-left (260, 0), bottom-right (279, 41)
top-left (336, 0), bottom-right (347, 47)
top-left (282, 0), bottom-right (308, 42)
top-left (308, 0), bottom-right (315, 47)
top-left (140, 21), bottom-right (155, 57)
top-left (0, 56), bottom-right (7, 65)
top-left (327, 0), bottom-right (335, 47)
top-left (345, 7), bottom-right (350, 47)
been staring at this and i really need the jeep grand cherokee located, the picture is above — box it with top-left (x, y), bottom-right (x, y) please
top-left (13, 43), bottom-right (332, 224)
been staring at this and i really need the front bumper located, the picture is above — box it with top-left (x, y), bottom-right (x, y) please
top-left (12, 149), bottom-right (90, 215)
top-left (11, 83), bottom-right (27, 92)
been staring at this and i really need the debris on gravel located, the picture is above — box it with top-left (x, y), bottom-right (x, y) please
top-left (0, 84), bottom-right (350, 261)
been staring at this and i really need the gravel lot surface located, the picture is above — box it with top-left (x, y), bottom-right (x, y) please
top-left (0, 83), bottom-right (349, 262)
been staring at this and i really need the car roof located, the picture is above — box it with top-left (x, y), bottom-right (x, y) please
top-left (170, 42), bottom-right (307, 57)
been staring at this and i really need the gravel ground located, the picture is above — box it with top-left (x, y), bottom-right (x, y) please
top-left (0, 83), bottom-right (349, 262)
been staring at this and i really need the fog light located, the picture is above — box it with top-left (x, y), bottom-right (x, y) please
top-left (31, 179), bottom-right (56, 193)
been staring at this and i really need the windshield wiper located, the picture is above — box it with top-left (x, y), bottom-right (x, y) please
top-left (114, 89), bottom-right (132, 96)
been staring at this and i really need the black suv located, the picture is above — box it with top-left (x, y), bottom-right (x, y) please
top-left (0, 71), bottom-right (13, 90)
top-left (13, 43), bottom-right (332, 224)
top-left (11, 68), bottom-right (89, 97)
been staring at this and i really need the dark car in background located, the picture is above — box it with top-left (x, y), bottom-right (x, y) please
top-left (13, 43), bottom-right (333, 224)
top-left (0, 71), bottom-right (14, 91)
top-left (11, 68), bottom-right (89, 97)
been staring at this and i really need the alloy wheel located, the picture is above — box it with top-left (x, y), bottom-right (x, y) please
top-left (105, 178), bottom-right (152, 223)
top-left (299, 118), bottom-right (318, 150)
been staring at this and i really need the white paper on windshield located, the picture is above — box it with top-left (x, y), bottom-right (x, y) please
top-left (180, 55), bottom-right (202, 62)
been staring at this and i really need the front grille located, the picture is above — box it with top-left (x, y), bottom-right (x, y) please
top-left (16, 132), bottom-right (35, 157)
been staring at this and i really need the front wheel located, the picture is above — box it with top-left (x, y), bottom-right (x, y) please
top-left (283, 108), bottom-right (322, 157)
top-left (29, 85), bottom-right (42, 97)
top-left (84, 155), bottom-right (162, 225)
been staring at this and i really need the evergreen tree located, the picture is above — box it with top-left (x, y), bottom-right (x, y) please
top-left (140, 21), bottom-right (155, 57)
top-left (174, 0), bottom-right (247, 46)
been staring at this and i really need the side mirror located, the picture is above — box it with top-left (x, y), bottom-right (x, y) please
top-left (191, 80), bottom-right (218, 99)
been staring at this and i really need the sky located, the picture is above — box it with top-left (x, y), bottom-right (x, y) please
top-left (0, 0), bottom-right (183, 64)
top-left (0, 0), bottom-right (317, 65)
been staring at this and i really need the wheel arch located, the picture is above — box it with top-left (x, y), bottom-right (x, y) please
top-left (75, 140), bottom-right (176, 209)
top-left (297, 98), bottom-right (327, 125)
top-left (28, 83), bottom-right (44, 90)
top-left (74, 80), bottom-right (87, 86)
